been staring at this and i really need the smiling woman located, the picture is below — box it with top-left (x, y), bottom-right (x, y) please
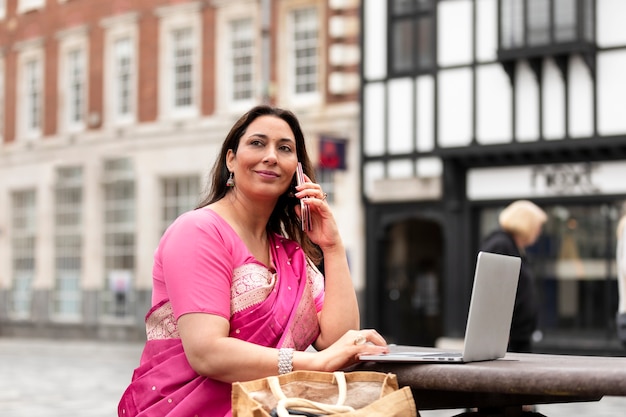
top-left (224, 115), bottom-right (299, 214)
top-left (117, 105), bottom-right (390, 417)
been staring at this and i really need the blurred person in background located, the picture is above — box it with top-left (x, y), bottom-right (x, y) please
top-left (480, 200), bottom-right (547, 353)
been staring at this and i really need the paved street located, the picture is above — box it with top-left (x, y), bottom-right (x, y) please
top-left (1, 337), bottom-right (625, 416)
top-left (0, 337), bottom-right (143, 417)
top-left (421, 397), bottom-right (626, 417)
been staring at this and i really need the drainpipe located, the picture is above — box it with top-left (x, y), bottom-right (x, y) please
top-left (260, 0), bottom-right (271, 103)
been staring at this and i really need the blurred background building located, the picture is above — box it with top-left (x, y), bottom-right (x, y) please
top-left (0, 0), bottom-right (362, 340)
top-left (361, 0), bottom-right (626, 355)
top-left (1, 0), bottom-right (626, 356)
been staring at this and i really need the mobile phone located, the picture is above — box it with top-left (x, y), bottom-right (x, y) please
top-left (296, 162), bottom-right (312, 231)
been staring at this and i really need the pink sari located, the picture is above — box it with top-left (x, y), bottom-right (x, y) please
top-left (118, 234), bottom-right (322, 417)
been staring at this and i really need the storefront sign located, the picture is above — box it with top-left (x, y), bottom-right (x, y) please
top-left (530, 164), bottom-right (600, 195)
top-left (467, 161), bottom-right (626, 200)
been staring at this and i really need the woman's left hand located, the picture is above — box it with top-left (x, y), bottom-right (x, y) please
top-left (309, 329), bottom-right (389, 372)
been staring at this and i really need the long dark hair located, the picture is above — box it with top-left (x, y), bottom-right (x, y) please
top-left (197, 105), bottom-right (321, 263)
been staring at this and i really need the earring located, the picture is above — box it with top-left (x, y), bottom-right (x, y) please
top-left (226, 172), bottom-right (235, 187)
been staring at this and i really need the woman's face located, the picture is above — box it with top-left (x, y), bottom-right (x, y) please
top-left (226, 115), bottom-right (299, 201)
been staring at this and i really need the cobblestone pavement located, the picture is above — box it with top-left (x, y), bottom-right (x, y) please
top-left (1, 337), bottom-right (625, 417)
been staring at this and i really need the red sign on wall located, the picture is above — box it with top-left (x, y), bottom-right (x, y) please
top-left (318, 135), bottom-right (347, 170)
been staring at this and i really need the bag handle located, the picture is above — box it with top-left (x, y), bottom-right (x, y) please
top-left (268, 371), bottom-right (356, 417)
top-left (275, 398), bottom-right (355, 417)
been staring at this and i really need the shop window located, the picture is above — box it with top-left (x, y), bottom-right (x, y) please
top-left (478, 202), bottom-right (622, 351)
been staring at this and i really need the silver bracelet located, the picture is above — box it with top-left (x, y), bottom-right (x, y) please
top-left (278, 348), bottom-right (294, 375)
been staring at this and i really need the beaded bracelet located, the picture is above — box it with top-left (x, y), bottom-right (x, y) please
top-left (278, 348), bottom-right (294, 375)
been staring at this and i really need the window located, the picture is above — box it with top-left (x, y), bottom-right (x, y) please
top-left (18, 0), bottom-right (44, 14)
top-left (11, 190), bottom-right (37, 319)
top-left (0, 0), bottom-right (6, 19)
top-left (315, 169), bottom-right (335, 204)
top-left (499, 0), bottom-right (595, 52)
top-left (161, 176), bottom-right (200, 233)
top-left (102, 16), bottom-right (138, 127)
top-left (172, 27), bottom-right (193, 109)
top-left (554, 0), bottom-right (578, 42)
top-left (0, 57), bottom-right (4, 140)
top-left (112, 37), bottom-right (133, 121)
top-left (389, 0), bottom-right (435, 75)
top-left (214, 3), bottom-right (257, 113)
top-left (500, 0), bottom-right (524, 49)
top-left (54, 167), bottom-right (83, 320)
top-left (157, 3), bottom-right (201, 119)
top-left (103, 158), bottom-right (135, 318)
top-left (230, 18), bottom-right (255, 103)
top-left (25, 59), bottom-right (42, 132)
top-left (20, 52), bottom-right (43, 140)
top-left (290, 7), bottom-right (319, 96)
top-left (57, 30), bottom-right (88, 133)
top-left (64, 48), bottom-right (86, 131)
top-left (528, 0), bottom-right (551, 46)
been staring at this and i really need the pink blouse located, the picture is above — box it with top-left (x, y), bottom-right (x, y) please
top-left (118, 208), bottom-right (325, 417)
top-left (152, 207), bottom-right (324, 322)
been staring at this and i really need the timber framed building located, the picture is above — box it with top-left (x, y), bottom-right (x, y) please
top-left (360, 0), bottom-right (626, 354)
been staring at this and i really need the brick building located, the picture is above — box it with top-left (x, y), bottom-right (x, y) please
top-left (0, 0), bottom-right (363, 340)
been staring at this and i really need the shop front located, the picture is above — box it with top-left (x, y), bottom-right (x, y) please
top-left (365, 159), bottom-right (626, 356)
top-left (469, 161), bottom-right (626, 354)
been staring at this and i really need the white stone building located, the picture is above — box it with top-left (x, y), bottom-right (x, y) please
top-left (0, 0), bottom-right (363, 340)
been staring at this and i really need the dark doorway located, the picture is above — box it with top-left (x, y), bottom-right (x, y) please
top-left (379, 217), bottom-right (444, 346)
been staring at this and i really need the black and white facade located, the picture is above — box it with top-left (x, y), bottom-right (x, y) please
top-left (361, 0), bottom-right (626, 353)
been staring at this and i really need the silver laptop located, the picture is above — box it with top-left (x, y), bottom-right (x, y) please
top-left (359, 251), bottom-right (521, 363)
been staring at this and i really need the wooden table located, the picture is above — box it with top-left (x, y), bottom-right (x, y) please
top-left (357, 347), bottom-right (626, 416)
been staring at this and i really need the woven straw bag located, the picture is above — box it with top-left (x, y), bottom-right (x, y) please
top-left (232, 370), bottom-right (419, 417)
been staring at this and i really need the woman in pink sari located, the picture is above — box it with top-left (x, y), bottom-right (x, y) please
top-left (118, 105), bottom-right (389, 417)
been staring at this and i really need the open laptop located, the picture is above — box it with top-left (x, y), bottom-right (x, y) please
top-left (359, 251), bottom-right (521, 363)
